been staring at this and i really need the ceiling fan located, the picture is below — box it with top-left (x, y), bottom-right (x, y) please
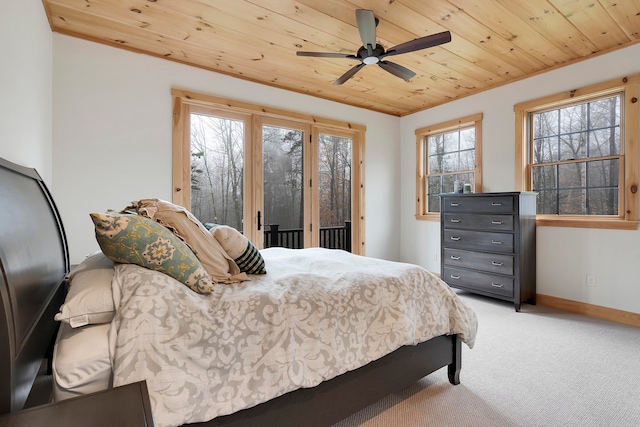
top-left (296, 9), bottom-right (451, 85)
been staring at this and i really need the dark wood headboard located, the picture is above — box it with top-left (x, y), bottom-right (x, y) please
top-left (0, 157), bottom-right (69, 414)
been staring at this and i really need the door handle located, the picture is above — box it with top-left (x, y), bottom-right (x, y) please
top-left (257, 211), bottom-right (262, 231)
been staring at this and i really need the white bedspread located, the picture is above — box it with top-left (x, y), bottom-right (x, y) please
top-left (109, 247), bottom-right (477, 427)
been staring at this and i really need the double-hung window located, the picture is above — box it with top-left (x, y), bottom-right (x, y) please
top-left (515, 75), bottom-right (639, 229)
top-left (415, 113), bottom-right (483, 219)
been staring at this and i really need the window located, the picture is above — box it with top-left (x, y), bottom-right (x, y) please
top-left (171, 89), bottom-right (366, 253)
top-left (515, 75), bottom-right (639, 229)
top-left (415, 113), bottom-right (483, 219)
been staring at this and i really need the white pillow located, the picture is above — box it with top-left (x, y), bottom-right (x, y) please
top-left (53, 322), bottom-right (112, 400)
top-left (54, 251), bottom-right (115, 328)
top-left (211, 225), bottom-right (267, 274)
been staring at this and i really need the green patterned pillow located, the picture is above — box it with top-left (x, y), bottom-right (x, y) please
top-left (90, 213), bottom-right (214, 294)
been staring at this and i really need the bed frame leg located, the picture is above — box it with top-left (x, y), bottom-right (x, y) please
top-left (447, 336), bottom-right (462, 385)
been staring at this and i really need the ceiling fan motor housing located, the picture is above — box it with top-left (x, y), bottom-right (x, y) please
top-left (359, 44), bottom-right (385, 64)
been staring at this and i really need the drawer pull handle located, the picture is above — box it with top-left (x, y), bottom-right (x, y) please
top-left (450, 236), bottom-right (461, 241)
top-left (491, 220), bottom-right (504, 225)
top-left (450, 255), bottom-right (461, 260)
top-left (491, 261), bottom-right (504, 266)
top-left (491, 282), bottom-right (504, 288)
top-left (450, 218), bottom-right (461, 223)
top-left (450, 274), bottom-right (461, 280)
top-left (491, 202), bottom-right (502, 206)
top-left (450, 202), bottom-right (460, 207)
top-left (491, 240), bottom-right (503, 245)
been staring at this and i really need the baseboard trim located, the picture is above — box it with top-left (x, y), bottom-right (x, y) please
top-left (537, 294), bottom-right (640, 328)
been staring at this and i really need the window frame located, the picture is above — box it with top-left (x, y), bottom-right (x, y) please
top-left (515, 75), bottom-right (640, 230)
top-left (415, 113), bottom-right (483, 220)
top-left (171, 88), bottom-right (367, 253)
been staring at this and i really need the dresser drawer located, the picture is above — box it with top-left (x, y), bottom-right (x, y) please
top-left (443, 229), bottom-right (514, 253)
top-left (443, 248), bottom-right (514, 275)
top-left (443, 266), bottom-right (514, 298)
top-left (441, 196), bottom-right (515, 213)
top-left (443, 213), bottom-right (514, 232)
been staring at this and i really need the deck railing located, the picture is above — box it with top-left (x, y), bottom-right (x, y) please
top-left (264, 221), bottom-right (351, 252)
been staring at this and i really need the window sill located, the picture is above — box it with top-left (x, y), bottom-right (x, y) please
top-left (415, 214), bottom-right (440, 221)
top-left (536, 217), bottom-right (639, 230)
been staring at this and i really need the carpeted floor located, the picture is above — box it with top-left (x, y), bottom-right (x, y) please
top-left (335, 292), bottom-right (640, 427)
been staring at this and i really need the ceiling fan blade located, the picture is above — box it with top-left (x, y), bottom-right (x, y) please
top-left (382, 31), bottom-right (452, 57)
top-left (296, 51), bottom-right (358, 59)
top-left (333, 63), bottom-right (366, 85)
top-left (355, 9), bottom-right (377, 50)
top-left (378, 61), bottom-right (416, 81)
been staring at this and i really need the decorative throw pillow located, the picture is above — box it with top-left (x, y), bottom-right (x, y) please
top-left (55, 251), bottom-right (115, 328)
top-left (90, 213), bottom-right (214, 294)
top-left (124, 199), bottom-right (246, 283)
top-left (211, 225), bottom-right (267, 274)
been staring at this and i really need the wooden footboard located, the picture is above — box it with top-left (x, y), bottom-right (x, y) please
top-left (192, 334), bottom-right (461, 427)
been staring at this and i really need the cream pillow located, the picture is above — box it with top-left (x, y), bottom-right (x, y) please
top-left (55, 251), bottom-right (115, 328)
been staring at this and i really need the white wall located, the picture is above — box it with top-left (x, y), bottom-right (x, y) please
top-left (0, 0), bottom-right (52, 182)
top-left (400, 44), bottom-right (640, 314)
top-left (52, 34), bottom-right (400, 264)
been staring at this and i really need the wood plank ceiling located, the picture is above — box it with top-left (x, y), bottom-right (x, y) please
top-left (42, 0), bottom-right (640, 116)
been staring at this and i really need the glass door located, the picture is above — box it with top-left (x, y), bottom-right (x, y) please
top-left (317, 131), bottom-right (353, 251)
top-left (188, 108), bottom-right (248, 233)
top-left (182, 108), bottom-right (362, 253)
top-left (259, 118), bottom-right (310, 249)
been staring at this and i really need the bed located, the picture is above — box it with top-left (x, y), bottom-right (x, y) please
top-left (0, 157), bottom-right (477, 427)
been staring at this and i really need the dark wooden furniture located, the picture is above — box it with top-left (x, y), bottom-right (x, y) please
top-left (441, 192), bottom-right (536, 311)
top-left (0, 156), bottom-right (464, 426)
top-left (0, 158), bottom-right (69, 415)
top-left (0, 381), bottom-right (154, 427)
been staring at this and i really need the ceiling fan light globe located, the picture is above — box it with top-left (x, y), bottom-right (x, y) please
top-left (363, 57), bottom-right (379, 65)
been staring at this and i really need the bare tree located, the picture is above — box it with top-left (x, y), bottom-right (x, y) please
top-left (190, 114), bottom-right (244, 230)
top-left (532, 95), bottom-right (620, 215)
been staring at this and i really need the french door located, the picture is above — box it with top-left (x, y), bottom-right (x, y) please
top-left (172, 90), bottom-right (364, 254)
top-left (257, 117), bottom-right (311, 249)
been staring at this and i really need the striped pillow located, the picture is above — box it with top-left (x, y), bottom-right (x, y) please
top-left (211, 225), bottom-right (266, 275)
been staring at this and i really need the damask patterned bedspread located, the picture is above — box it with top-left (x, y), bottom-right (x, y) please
top-left (108, 247), bottom-right (477, 427)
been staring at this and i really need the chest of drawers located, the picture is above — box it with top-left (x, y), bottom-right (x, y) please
top-left (440, 192), bottom-right (537, 311)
